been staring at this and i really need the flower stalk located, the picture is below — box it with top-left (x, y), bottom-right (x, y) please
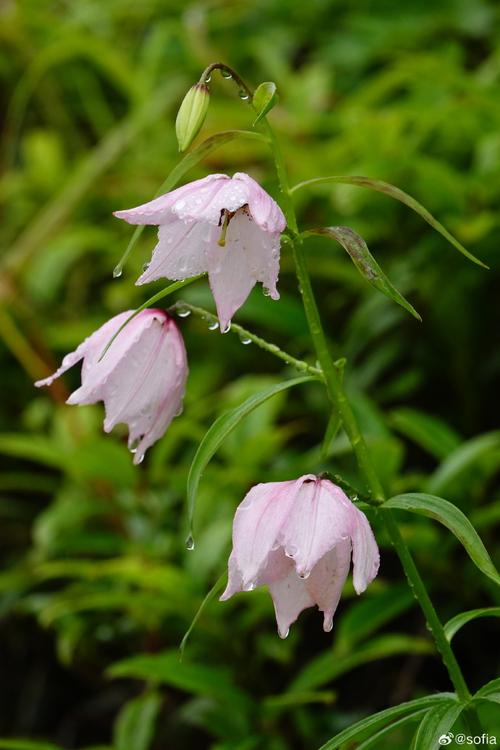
top-left (256, 98), bottom-right (473, 701)
top-left (170, 300), bottom-right (324, 379)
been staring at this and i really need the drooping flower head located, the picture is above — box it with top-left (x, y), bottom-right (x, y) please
top-left (114, 173), bottom-right (286, 332)
top-left (35, 309), bottom-right (188, 465)
top-left (221, 474), bottom-right (379, 637)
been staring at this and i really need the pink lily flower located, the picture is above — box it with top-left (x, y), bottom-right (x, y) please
top-left (35, 309), bottom-right (187, 465)
top-left (220, 474), bottom-right (379, 637)
top-left (114, 173), bottom-right (286, 332)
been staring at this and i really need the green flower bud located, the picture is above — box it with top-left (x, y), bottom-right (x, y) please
top-left (175, 83), bottom-right (210, 153)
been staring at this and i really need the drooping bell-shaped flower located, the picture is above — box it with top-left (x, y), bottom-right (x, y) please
top-left (113, 173), bottom-right (286, 332)
top-left (35, 309), bottom-right (188, 465)
top-left (220, 474), bottom-right (379, 637)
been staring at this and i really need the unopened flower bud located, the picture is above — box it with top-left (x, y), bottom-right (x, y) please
top-left (175, 83), bottom-right (210, 152)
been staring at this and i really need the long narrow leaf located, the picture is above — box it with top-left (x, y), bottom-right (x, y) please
top-left (383, 493), bottom-right (500, 585)
top-left (411, 699), bottom-right (463, 750)
top-left (473, 678), bottom-right (500, 706)
top-left (355, 709), bottom-right (429, 750)
top-left (444, 607), bottom-right (500, 642)
top-left (304, 226), bottom-right (421, 320)
top-left (186, 376), bottom-right (317, 537)
top-left (316, 694), bottom-right (456, 750)
top-left (291, 175), bottom-right (486, 267)
top-left (179, 573), bottom-right (227, 658)
top-left (290, 634), bottom-right (433, 692)
top-left (114, 692), bottom-right (161, 750)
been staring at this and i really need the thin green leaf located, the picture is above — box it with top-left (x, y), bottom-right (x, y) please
top-left (114, 691), bottom-right (161, 750)
top-left (0, 743), bottom-right (63, 750)
top-left (305, 226), bottom-right (421, 320)
top-left (98, 278), bottom-right (201, 361)
top-left (335, 584), bottom-right (415, 652)
top-left (426, 431), bottom-right (500, 496)
top-left (473, 678), bottom-right (500, 706)
top-left (445, 607), bottom-right (500, 642)
top-left (316, 694), bottom-right (456, 750)
top-left (411, 699), bottom-right (463, 750)
top-left (320, 410), bottom-right (342, 458)
top-left (186, 375), bottom-right (317, 537)
top-left (389, 407), bottom-right (461, 460)
top-left (290, 634), bottom-right (433, 692)
top-left (113, 130), bottom-right (267, 275)
top-left (355, 709), bottom-right (429, 750)
top-left (179, 573), bottom-right (227, 658)
top-left (383, 493), bottom-right (500, 585)
top-left (291, 175), bottom-right (486, 267)
top-left (252, 82), bottom-right (278, 125)
top-left (107, 650), bottom-right (251, 714)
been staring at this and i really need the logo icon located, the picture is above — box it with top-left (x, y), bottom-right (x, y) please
top-left (439, 734), bottom-right (454, 746)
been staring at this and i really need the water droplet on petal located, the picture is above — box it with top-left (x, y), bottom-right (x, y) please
top-left (136, 453), bottom-right (145, 464)
top-left (221, 322), bottom-right (231, 334)
top-left (113, 266), bottom-right (123, 278)
top-left (263, 287), bottom-right (271, 297)
top-left (208, 321), bottom-right (219, 331)
top-left (298, 570), bottom-right (310, 580)
top-left (186, 534), bottom-right (195, 551)
top-left (279, 628), bottom-right (290, 640)
top-left (243, 581), bottom-right (256, 592)
top-left (142, 262), bottom-right (150, 272)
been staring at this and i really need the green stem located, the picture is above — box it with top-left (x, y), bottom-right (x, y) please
top-left (262, 115), bottom-right (472, 702)
top-left (171, 301), bottom-right (324, 379)
top-left (380, 509), bottom-right (471, 701)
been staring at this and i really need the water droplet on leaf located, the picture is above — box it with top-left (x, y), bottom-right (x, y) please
top-left (113, 266), bottom-right (123, 278)
top-left (186, 534), bottom-right (195, 551)
top-left (221, 69), bottom-right (232, 79)
top-left (239, 90), bottom-right (250, 100)
top-left (208, 321), bottom-right (219, 331)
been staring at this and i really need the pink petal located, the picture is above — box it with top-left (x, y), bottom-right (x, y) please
top-left (113, 174), bottom-right (229, 225)
top-left (67, 310), bottom-right (163, 406)
top-left (232, 211), bottom-right (281, 300)
top-left (220, 551), bottom-right (244, 601)
top-left (35, 311), bottom-right (133, 390)
top-left (136, 220), bottom-right (213, 285)
top-left (229, 480), bottom-right (299, 588)
top-left (281, 478), bottom-right (353, 578)
top-left (233, 173), bottom-right (286, 233)
top-left (99, 315), bottom-right (185, 436)
top-left (206, 220), bottom-right (256, 332)
top-left (268, 566), bottom-right (315, 638)
top-left (351, 507), bottom-right (380, 594)
top-left (306, 540), bottom-right (352, 632)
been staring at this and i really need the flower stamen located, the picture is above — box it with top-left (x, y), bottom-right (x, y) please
top-left (217, 210), bottom-right (231, 247)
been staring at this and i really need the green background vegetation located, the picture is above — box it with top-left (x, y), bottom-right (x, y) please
top-left (1, 0), bottom-right (499, 747)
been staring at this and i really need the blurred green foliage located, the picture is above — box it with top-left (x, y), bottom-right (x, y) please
top-left (1, 0), bottom-right (499, 748)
